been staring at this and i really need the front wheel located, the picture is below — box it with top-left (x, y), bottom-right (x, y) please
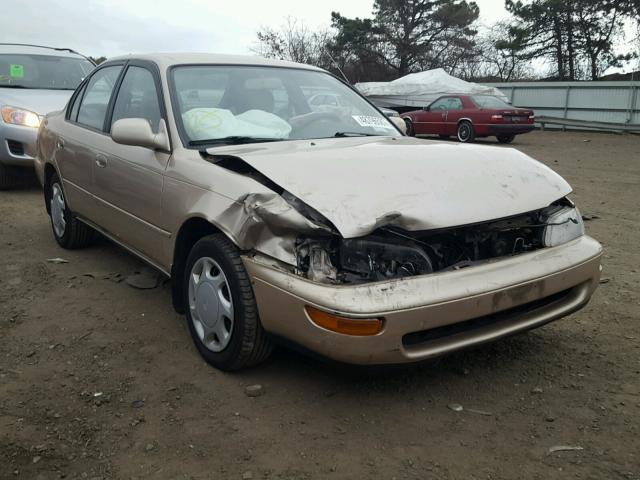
top-left (456, 121), bottom-right (475, 143)
top-left (403, 118), bottom-right (415, 136)
top-left (497, 134), bottom-right (515, 144)
top-left (184, 234), bottom-right (273, 371)
top-left (0, 163), bottom-right (32, 190)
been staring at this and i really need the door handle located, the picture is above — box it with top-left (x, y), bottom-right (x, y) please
top-left (56, 138), bottom-right (65, 150)
top-left (95, 155), bottom-right (108, 168)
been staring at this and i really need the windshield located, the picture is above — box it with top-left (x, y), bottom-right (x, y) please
top-left (170, 65), bottom-right (398, 145)
top-left (471, 95), bottom-right (513, 109)
top-left (0, 54), bottom-right (94, 90)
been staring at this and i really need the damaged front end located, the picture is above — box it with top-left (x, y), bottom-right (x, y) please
top-left (293, 199), bottom-right (584, 284)
top-left (203, 151), bottom-right (584, 286)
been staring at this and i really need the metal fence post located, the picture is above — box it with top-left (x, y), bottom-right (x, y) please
top-left (628, 83), bottom-right (638, 124)
top-left (563, 85), bottom-right (571, 132)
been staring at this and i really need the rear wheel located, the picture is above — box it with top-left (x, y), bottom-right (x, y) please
top-left (184, 234), bottom-right (273, 371)
top-left (403, 118), bottom-right (415, 136)
top-left (497, 134), bottom-right (515, 144)
top-left (47, 173), bottom-right (95, 249)
top-left (456, 121), bottom-right (475, 143)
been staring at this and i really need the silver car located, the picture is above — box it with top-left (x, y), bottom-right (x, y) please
top-left (0, 44), bottom-right (94, 189)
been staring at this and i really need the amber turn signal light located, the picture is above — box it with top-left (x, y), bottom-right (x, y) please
top-left (305, 306), bottom-right (383, 336)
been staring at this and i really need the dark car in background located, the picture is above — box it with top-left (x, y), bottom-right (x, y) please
top-left (0, 44), bottom-right (94, 189)
top-left (402, 94), bottom-right (535, 144)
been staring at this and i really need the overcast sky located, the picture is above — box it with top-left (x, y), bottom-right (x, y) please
top-left (1, 0), bottom-right (509, 58)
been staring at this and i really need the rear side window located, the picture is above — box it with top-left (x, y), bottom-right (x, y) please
top-left (77, 65), bottom-right (123, 130)
top-left (68, 83), bottom-right (86, 122)
top-left (111, 66), bottom-right (162, 133)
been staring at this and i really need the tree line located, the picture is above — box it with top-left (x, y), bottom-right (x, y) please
top-left (252, 0), bottom-right (640, 82)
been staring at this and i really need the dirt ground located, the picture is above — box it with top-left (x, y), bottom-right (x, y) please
top-left (1, 130), bottom-right (639, 480)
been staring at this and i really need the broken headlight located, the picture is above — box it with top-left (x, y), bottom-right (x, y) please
top-left (542, 207), bottom-right (584, 247)
top-left (339, 237), bottom-right (433, 281)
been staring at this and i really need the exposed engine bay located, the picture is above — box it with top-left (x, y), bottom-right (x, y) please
top-left (295, 200), bottom-right (577, 284)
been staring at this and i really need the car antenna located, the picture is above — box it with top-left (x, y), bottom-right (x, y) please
top-left (323, 47), bottom-right (350, 84)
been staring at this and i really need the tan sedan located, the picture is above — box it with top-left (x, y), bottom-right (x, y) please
top-left (35, 53), bottom-right (602, 370)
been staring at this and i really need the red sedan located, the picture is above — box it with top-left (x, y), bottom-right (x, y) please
top-left (401, 94), bottom-right (535, 144)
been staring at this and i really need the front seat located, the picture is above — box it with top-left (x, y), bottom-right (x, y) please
top-left (238, 89), bottom-right (274, 114)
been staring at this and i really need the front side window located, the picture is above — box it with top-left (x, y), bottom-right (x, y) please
top-left (170, 65), bottom-right (398, 146)
top-left (111, 66), bottom-right (162, 133)
top-left (430, 97), bottom-right (463, 111)
top-left (76, 65), bottom-right (123, 130)
top-left (0, 54), bottom-right (93, 90)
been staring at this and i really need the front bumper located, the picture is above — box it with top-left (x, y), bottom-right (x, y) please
top-left (488, 124), bottom-right (535, 135)
top-left (243, 235), bottom-right (602, 365)
top-left (0, 122), bottom-right (37, 167)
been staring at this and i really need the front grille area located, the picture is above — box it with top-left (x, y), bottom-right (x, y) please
top-left (7, 140), bottom-right (25, 156)
top-left (402, 287), bottom-right (574, 347)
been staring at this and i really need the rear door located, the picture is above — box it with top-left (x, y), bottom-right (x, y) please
top-left (91, 61), bottom-right (170, 264)
top-left (56, 64), bottom-right (124, 220)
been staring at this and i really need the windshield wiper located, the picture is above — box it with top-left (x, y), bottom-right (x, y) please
top-left (333, 131), bottom-right (379, 137)
top-left (189, 136), bottom-right (284, 147)
top-left (0, 84), bottom-right (31, 89)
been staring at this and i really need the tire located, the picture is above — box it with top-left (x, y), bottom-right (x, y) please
top-left (438, 134), bottom-right (450, 140)
top-left (0, 163), bottom-right (32, 190)
top-left (47, 173), bottom-right (95, 249)
top-left (184, 234), bottom-right (273, 371)
top-left (0, 163), bottom-right (15, 190)
top-left (403, 118), bottom-right (415, 136)
top-left (497, 134), bottom-right (515, 144)
top-left (456, 121), bottom-right (475, 143)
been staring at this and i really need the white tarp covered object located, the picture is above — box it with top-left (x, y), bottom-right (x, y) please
top-left (356, 68), bottom-right (509, 108)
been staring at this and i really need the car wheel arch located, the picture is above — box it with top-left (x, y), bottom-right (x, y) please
top-left (43, 163), bottom-right (60, 215)
top-left (171, 216), bottom-right (239, 313)
top-left (456, 117), bottom-right (474, 125)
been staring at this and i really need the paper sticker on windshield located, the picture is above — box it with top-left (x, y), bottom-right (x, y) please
top-left (352, 115), bottom-right (395, 130)
top-left (10, 64), bottom-right (24, 78)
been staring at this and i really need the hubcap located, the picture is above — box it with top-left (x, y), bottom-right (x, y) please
top-left (188, 257), bottom-right (234, 352)
top-left (459, 125), bottom-right (470, 141)
top-left (51, 183), bottom-right (66, 238)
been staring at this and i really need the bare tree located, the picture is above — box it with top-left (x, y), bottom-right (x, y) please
top-left (252, 17), bottom-right (334, 71)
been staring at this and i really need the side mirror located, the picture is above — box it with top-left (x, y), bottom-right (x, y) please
top-left (112, 118), bottom-right (170, 151)
top-left (422, 106), bottom-right (430, 111)
top-left (389, 116), bottom-right (407, 134)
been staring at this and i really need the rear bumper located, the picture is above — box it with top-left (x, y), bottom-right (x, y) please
top-left (0, 123), bottom-right (37, 167)
top-left (488, 124), bottom-right (535, 135)
top-left (243, 235), bottom-right (602, 365)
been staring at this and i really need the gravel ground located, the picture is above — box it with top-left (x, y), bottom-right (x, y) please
top-left (1, 130), bottom-right (639, 480)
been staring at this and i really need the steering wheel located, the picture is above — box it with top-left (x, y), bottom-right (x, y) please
top-left (289, 112), bottom-right (344, 138)
top-left (289, 110), bottom-right (345, 131)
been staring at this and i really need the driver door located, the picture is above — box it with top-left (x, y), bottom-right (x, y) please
top-left (414, 97), bottom-right (450, 135)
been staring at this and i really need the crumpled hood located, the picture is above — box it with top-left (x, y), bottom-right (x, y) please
top-left (0, 88), bottom-right (73, 116)
top-left (207, 136), bottom-right (571, 238)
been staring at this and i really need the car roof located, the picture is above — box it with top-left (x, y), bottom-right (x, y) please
top-left (105, 52), bottom-right (325, 72)
top-left (0, 43), bottom-right (89, 59)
